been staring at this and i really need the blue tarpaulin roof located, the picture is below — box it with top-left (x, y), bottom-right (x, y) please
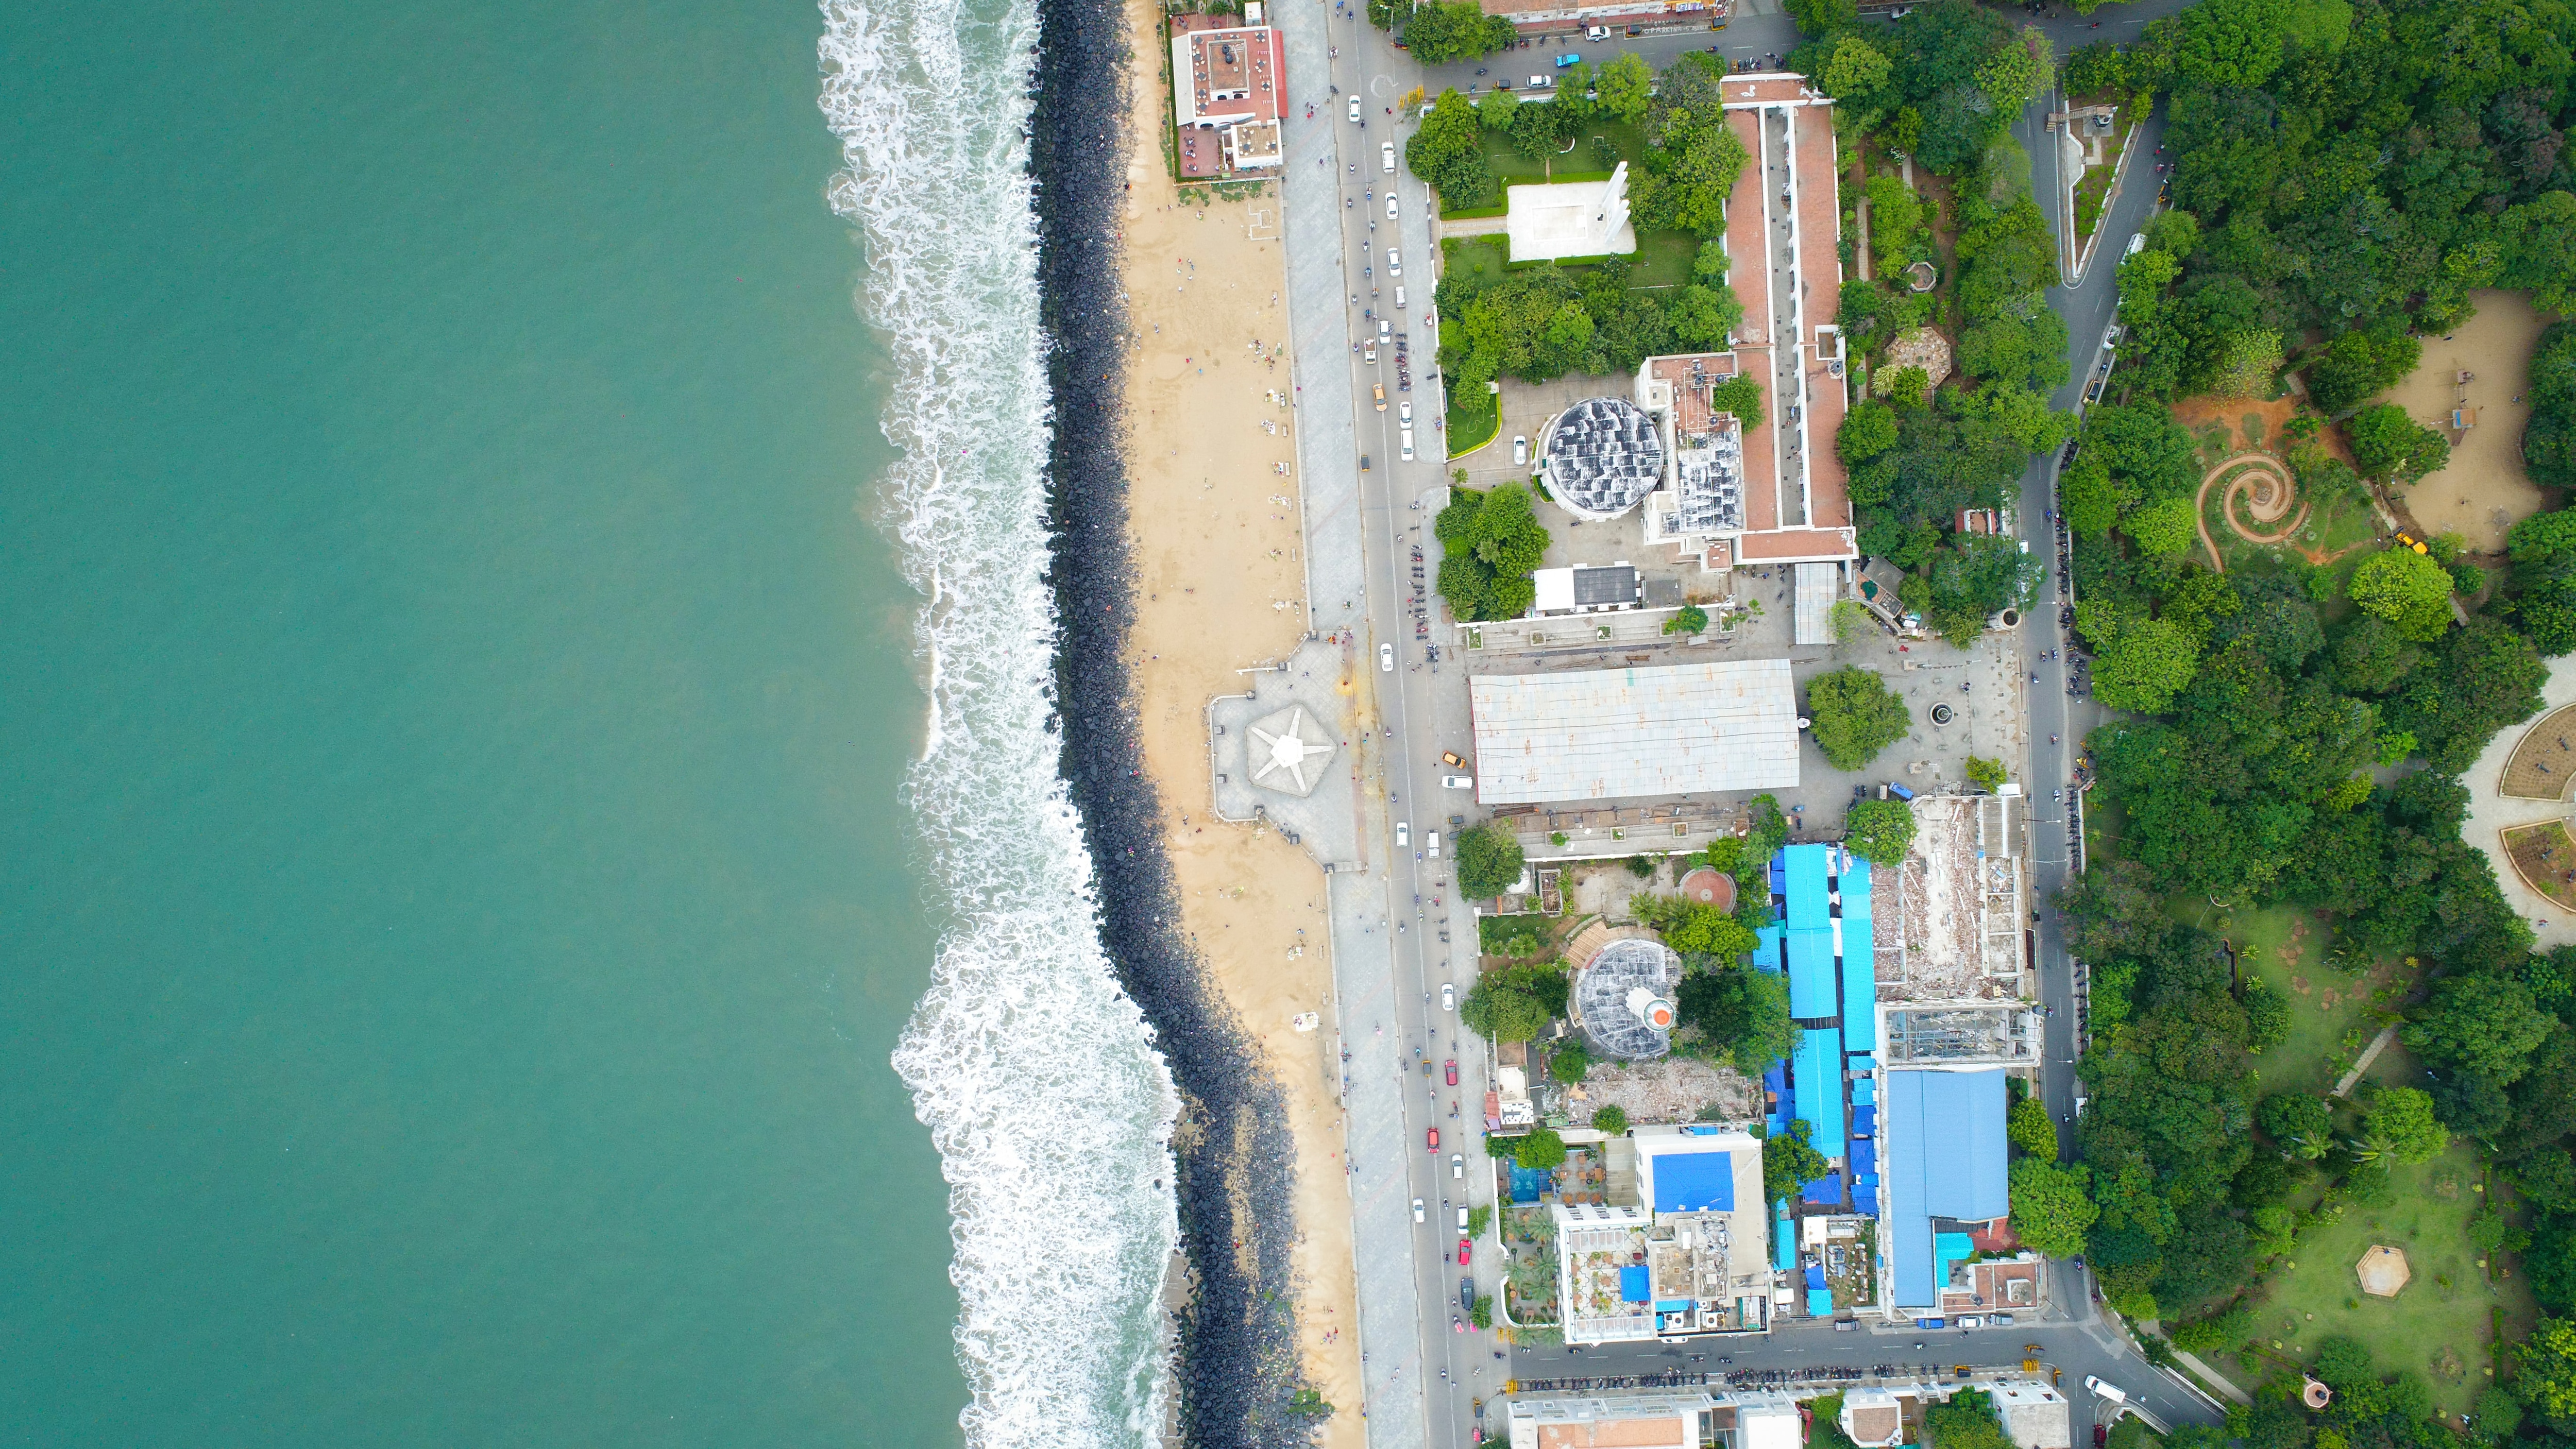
top-left (1852, 1104), bottom-right (1877, 1137)
top-left (1620, 1265), bottom-right (1651, 1303)
top-left (1854, 1182), bottom-right (1878, 1214)
top-left (1805, 1264), bottom-right (1827, 1288)
top-left (1884, 1068), bottom-right (2009, 1307)
top-left (1801, 1169), bottom-right (1844, 1205)
top-left (1775, 1202), bottom-right (1798, 1269)
top-left (1651, 1149), bottom-right (1735, 1212)
top-left (1851, 1073), bottom-right (1875, 1107)
top-left (1808, 1287), bottom-right (1837, 1317)
top-left (1850, 1138), bottom-right (1877, 1176)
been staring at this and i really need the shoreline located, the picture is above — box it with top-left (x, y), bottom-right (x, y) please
top-left (1028, 0), bottom-right (1320, 1442)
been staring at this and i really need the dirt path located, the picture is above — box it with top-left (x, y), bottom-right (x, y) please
top-left (2194, 451), bottom-right (2308, 571)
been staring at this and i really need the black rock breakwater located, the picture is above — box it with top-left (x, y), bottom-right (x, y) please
top-left (1026, 4), bottom-right (1318, 1445)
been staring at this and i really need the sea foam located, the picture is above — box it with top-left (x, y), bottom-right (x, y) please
top-left (819, 2), bottom-right (1181, 1444)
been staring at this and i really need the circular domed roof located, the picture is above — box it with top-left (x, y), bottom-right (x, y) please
top-left (1543, 398), bottom-right (1664, 521)
top-left (1572, 937), bottom-right (1681, 1060)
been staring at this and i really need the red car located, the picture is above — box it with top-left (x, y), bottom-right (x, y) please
top-left (1427, 1128), bottom-right (1440, 1151)
top-left (1444, 1059), bottom-right (1459, 1085)
top-left (1458, 1238), bottom-right (1472, 1265)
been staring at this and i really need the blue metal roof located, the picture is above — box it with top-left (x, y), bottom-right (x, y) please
top-left (1784, 844), bottom-right (1833, 925)
top-left (1884, 1069), bottom-right (2010, 1307)
top-left (1839, 856), bottom-right (1878, 1049)
top-left (1651, 1149), bottom-right (1736, 1212)
top-left (1784, 929), bottom-right (1838, 1015)
top-left (1793, 1027), bottom-right (1845, 1153)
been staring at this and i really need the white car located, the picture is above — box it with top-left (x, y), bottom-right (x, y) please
top-left (2124, 232), bottom-right (2146, 257)
top-left (1395, 285), bottom-right (1406, 310)
top-left (1397, 821), bottom-right (1411, 847)
top-left (1381, 140), bottom-right (1395, 173)
top-left (2084, 1377), bottom-right (2129, 1406)
top-left (1443, 774), bottom-right (1473, 789)
top-left (1348, 93), bottom-right (1362, 122)
top-left (1585, 23), bottom-right (1609, 38)
top-left (1441, 982), bottom-right (1456, 1011)
top-left (1511, 435), bottom-right (1528, 465)
top-left (1456, 1206), bottom-right (1471, 1231)
top-left (2103, 323), bottom-right (2123, 349)
top-left (1400, 400), bottom-right (1413, 423)
top-left (1450, 1153), bottom-right (1465, 1180)
top-left (1427, 830), bottom-right (1441, 858)
top-left (1528, 74), bottom-right (1550, 88)
top-left (1379, 318), bottom-right (1392, 343)
top-left (1414, 1197), bottom-right (1426, 1222)
top-left (1379, 642), bottom-right (1394, 671)
top-left (1387, 193), bottom-right (1399, 220)
top-left (1387, 248), bottom-right (1401, 277)
top-left (1400, 428), bottom-right (1415, 462)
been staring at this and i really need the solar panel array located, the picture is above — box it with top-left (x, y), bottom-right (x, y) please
top-left (1575, 937), bottom-right (1680, 1060)
top-left (1544, 397), bottom-right (1664, 519)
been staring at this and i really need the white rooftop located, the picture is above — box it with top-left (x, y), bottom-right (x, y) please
top-left (1504, 163), bottom-right (1637, 263)
top-left (1470, 659), bottom-right (1802, 805)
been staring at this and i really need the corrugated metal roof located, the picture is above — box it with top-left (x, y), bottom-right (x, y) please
top-left (1469, 659), bottom-right (1800, 806)
top-left (1884, 1068), bottom-right (2010, 1307)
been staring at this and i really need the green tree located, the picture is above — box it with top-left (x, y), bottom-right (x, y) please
top-left (1756, 1117), bottom-right (1830, 1203)
top-left (1822, 33), bottom-right (1894, 107)
top-left (1675, 964), bottom-right (1798, 1070)
top-left (2346, 404), bottom-right (2451, 484)
top-left (2304, 324), bottom-right (2423, 415)
top-left (2349, 549), bottom-right (2456, 642)
top-left (1462, 976), bottom-right (1550, 1042)
top-left (1844, 798), bottom-right (1918, 865)
top-left (1399, 0), bottom-right (1515, 63)
top-left (1406, 89), bottom-right (1497, 210)
top-left (2164, 0), bottom-right (2290, 90)
top-left (1595, 51), bottom-right (1655, 123)
top-left (2062, 40), bottom-right (2126, 97)
top-left (1550, 1041), bottom-right (1591, 1083)
top-left (1515, 1127), bottom-right (1568, 1170)
top-left (2009, 1093), bottom-right (2059, 1157)
top-left (2387, 616), bottom-right (2545, 772)
top-left (1839, 401), bottom-right (1900, 463)
top-left (1454, 822), bottom-right (1526, 900)
top-left (2122, 493), bottom-right (2199, 556)
top-left (2010, 1158), bottom-right (2099, 1259)
top-left (1808, 666), bottom-right (1912, 770)
top-left (1786, 0), bottom-right (1859, 36)
top-left (2404, 975), bottom-right (2557, 1085)
top-left (1592, 1104), bottom-right (1629, 1135)
top-left (2093, 617), bottom-right (2202, 713)
top-left (2520, 1316), bottom-right (2576, 1421)
top-left (2360, 1085), bottom-right (2449, 1165)
top-left (2259, 1092), bottom-right (2333, 1157)
top-left (1668, 284), bottom-right (1744, 349)
top-left (1966, 756), bottom-right (2009, 791)
top-left (2213, 329), bottom-right (2284, 397)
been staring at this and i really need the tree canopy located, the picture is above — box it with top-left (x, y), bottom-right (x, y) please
top-left (1843, 798), bottom-right (1919, 865)
top-left (1434, 484), bottom-right (1551, 623)
top-left (1454, 822), bottom-right (1527, 900)
top-left (2010, 1160), bottom-right (2100, 1259)
top-left (2347, 549), bottom-right (2456, 642)
top-left (1808, 666), bottom-right (1912, 770)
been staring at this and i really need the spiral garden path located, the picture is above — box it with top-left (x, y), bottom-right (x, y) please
top-left (2194, 451), bottom-right (2308, 571)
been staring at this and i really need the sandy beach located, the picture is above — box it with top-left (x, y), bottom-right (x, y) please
top-left (1118, 0), bottom-right (1366, 1440)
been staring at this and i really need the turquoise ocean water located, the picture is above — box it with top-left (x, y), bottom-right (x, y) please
top-left (0, 3), bottom-right (984, 1441)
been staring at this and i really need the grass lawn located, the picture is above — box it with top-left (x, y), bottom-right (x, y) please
top-left (2241, 1135), bottom-right (2533, 1419)
top-left (2165, 899), bottom-right (2399, 1094)
top-left (1631, 230), bottom-right (1699, 289)
top-left (1442, 236), bottom-right (1507, 288)
top-left (1449, 382), bottom-right (1500, 459)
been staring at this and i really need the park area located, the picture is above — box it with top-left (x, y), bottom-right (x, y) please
top-left (1439, 113), bottom-right (1702, 288)
top-left (2130, 896), bottom-right (2539, 1419)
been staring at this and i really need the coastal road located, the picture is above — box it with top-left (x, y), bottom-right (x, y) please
top-left (1507, 1314), bottom-right (2225, 1431)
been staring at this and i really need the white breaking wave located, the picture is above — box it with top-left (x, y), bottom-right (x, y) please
top-left (819, 3), bottom-right (1182, 1446)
